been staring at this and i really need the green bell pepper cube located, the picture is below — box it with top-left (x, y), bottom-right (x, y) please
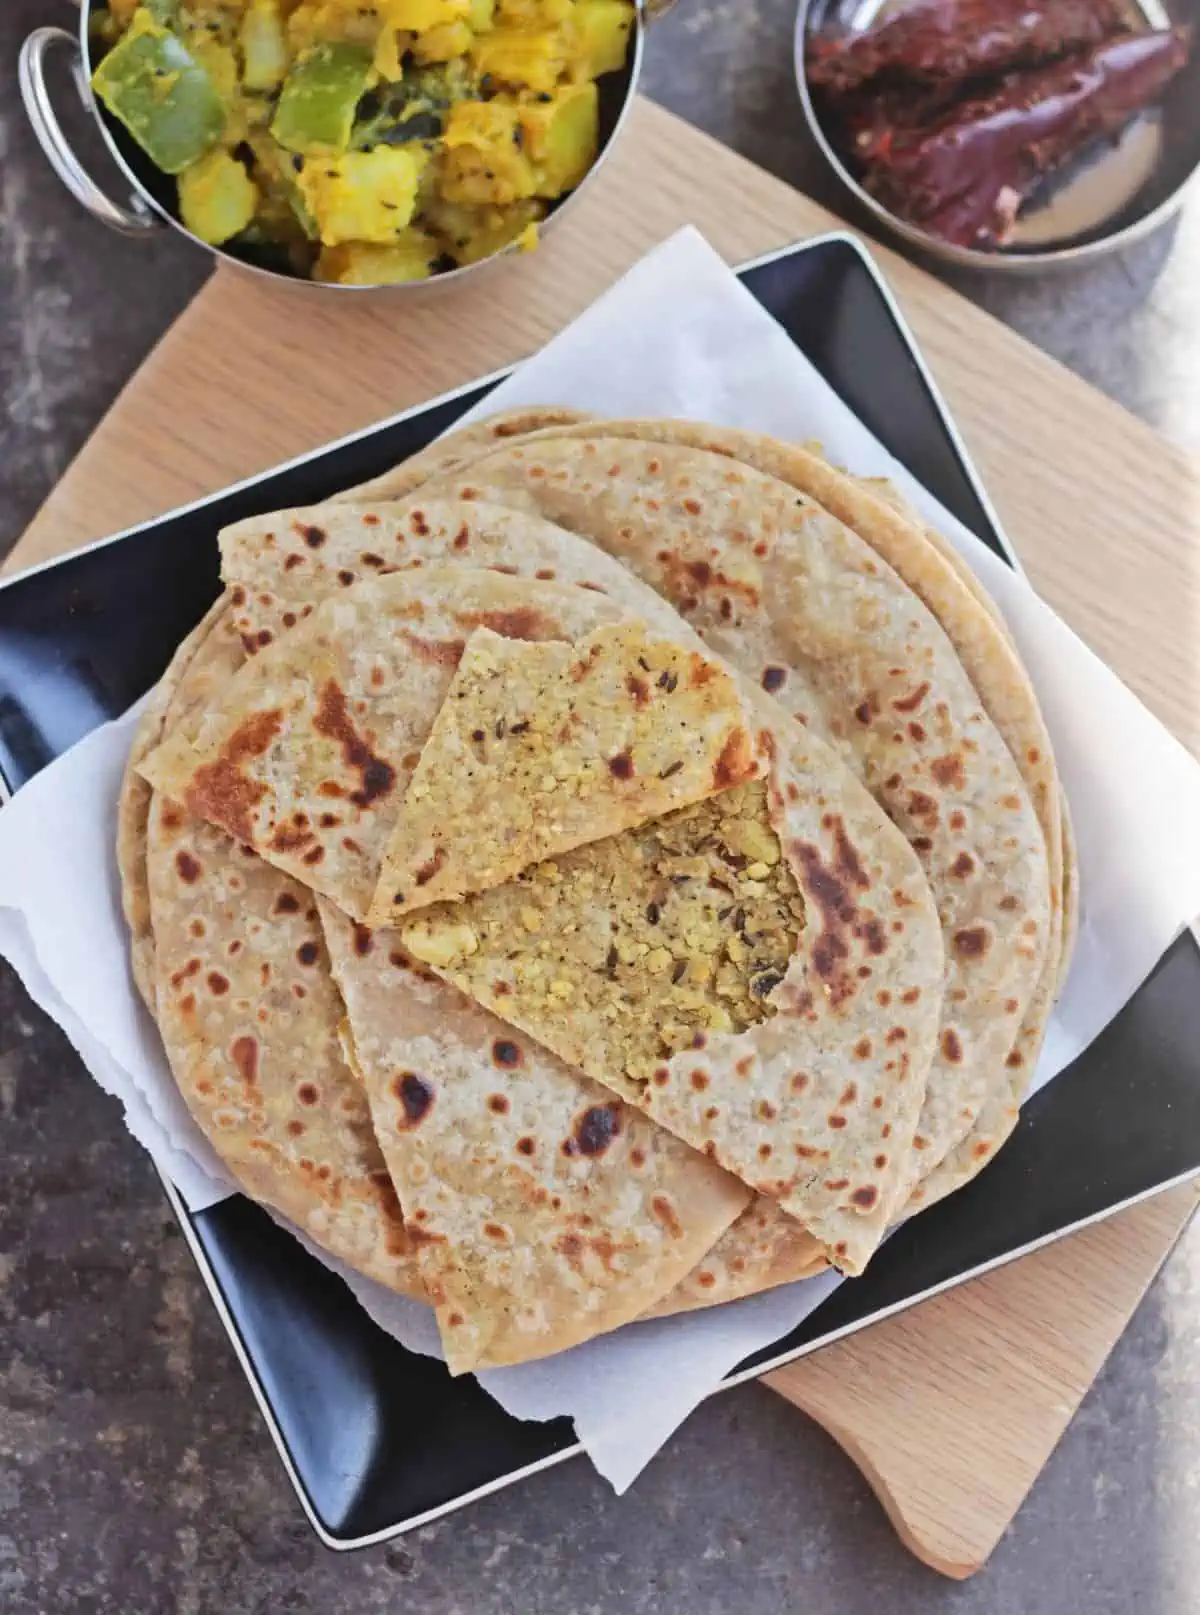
top-left (271, 43), bottom-right (374, 158)
top-left (91, 8), bottom-right (226, 176)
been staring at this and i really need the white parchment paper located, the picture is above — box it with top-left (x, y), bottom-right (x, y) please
top-left (3, 228), bottom-right (1200, 1491)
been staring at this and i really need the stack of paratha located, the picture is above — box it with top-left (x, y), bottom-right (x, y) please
top-left (120, 407), bottom-right (1073, 1374)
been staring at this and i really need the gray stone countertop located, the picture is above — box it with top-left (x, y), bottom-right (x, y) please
top-left (2, 2), bottom-right (1198, 1611)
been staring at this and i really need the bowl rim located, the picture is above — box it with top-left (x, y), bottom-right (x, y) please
top-left (75, 0), bottom-right (647, 292)
top-left (792, 0), bottom-right (1200, 271)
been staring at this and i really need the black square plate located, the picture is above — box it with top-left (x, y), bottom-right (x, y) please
top-left (3, 234), bottom-right (1198, 1548)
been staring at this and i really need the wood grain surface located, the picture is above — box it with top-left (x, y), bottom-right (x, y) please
top-left (12, 98), bottom-right (1199, 1578)
top-left (767, 1179), bottom-right (1200, 1578)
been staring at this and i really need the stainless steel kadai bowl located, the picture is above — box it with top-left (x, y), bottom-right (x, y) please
top-left (795, 0), bottom-right (1200, 270)
top-left (20, 0), bottom-right (676, 292)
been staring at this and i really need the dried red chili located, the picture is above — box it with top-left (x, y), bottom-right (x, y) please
top-left (807, 0), bottom-right (1123, 93)
top-left (862, 28), bottom-right (1190, 247)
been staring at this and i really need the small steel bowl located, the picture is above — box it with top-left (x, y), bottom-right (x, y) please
top-left (795, 0), bottom-right (1200, 271)
top-left (20, 0), bottom-right (666, 292)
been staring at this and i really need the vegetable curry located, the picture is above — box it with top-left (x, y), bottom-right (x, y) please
top-left (90, 0), bottom-right (636, 282)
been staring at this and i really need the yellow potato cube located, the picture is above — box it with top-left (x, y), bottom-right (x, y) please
top-left (379, 0), bottom-right (470, 29)
top-left (518, 80), bottom-right (597, 196)
top-left (373, 26), bottom-right (415, 78)
top-left (240, 0), bottom-right (291, 91)
top-left (441, 100), bottom-right (537, 204)
top-left (315, 231), bottom-right (441, 283)
top-left (297, 147), bottom-right (427, 245)
top-left (288, 0), bottom-right (382, 50)
top-left (496, 0), bottom-right (573, 23)
top-left (178, 149), bottom-right (259, 245)
top-left (414, 19), bottom-right (473, 59)
top-left (569, 0), bottom-right (635, 80)
top-left (425, 196), bottom-right (542, 263)
top-left (471, 26), bottom-right (567, 92)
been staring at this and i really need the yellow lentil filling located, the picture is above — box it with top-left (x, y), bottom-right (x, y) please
top-left (401, 780), bottom-right (806, 1081)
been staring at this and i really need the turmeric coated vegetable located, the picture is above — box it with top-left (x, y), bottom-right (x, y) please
top-left (316, 230), bottom-right (442, 282)
top-left (296, 146), bottom-right (428, 242)
top-left (240, 0), bottom-right (290, 92)
top-left (178, 147), bottom-right (260, 241)
top-left (91, 9), bottom-right (226, 174)
top-left (520, 80), bottom-right (598, 192)
top-left (272, 42), bottom-right (375, 155)
top-left (90, 0), bottom-right (634, 279)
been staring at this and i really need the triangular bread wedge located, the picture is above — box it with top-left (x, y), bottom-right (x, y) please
top-left (368, 621), bottom-right (761, 922)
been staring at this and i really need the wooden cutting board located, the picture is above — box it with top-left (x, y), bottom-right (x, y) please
top-left (13, 98), bottom-right (1200, 1578)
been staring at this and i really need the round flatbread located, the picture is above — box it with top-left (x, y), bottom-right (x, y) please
top-left (219, 495), bottom-right (949, 1282)
top-left (417, 433), bottom-right (1054, 1203)
top-left (133, 610), bottom-right (425, 1297)
top-left (117, 596), bottom-right (244, 1010)
top-left (335, 406), bottom-right (591, 506)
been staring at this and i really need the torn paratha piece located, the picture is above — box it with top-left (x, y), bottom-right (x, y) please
top-left (370, 620), bottom-right (761, 920)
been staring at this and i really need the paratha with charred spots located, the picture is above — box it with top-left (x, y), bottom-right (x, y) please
top-left (417, 435), bottom-right (1053, 1207)
top-left (401, 726), bottom-right (945, 1276)
top-left (131, 617), bottom-right (424, 1298)
top-left (323, 901), bottom-right (750, 1373)
top-left (138, 571), bottom-right (630, 921)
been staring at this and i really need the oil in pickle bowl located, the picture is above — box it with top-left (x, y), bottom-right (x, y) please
top-left (796, 0), bottom-right (1200, 268)
top-left (19, 0), bottom-right (674, 292)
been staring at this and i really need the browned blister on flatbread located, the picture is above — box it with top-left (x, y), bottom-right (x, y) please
top-left (370, 620), bottom-right (762, 920)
